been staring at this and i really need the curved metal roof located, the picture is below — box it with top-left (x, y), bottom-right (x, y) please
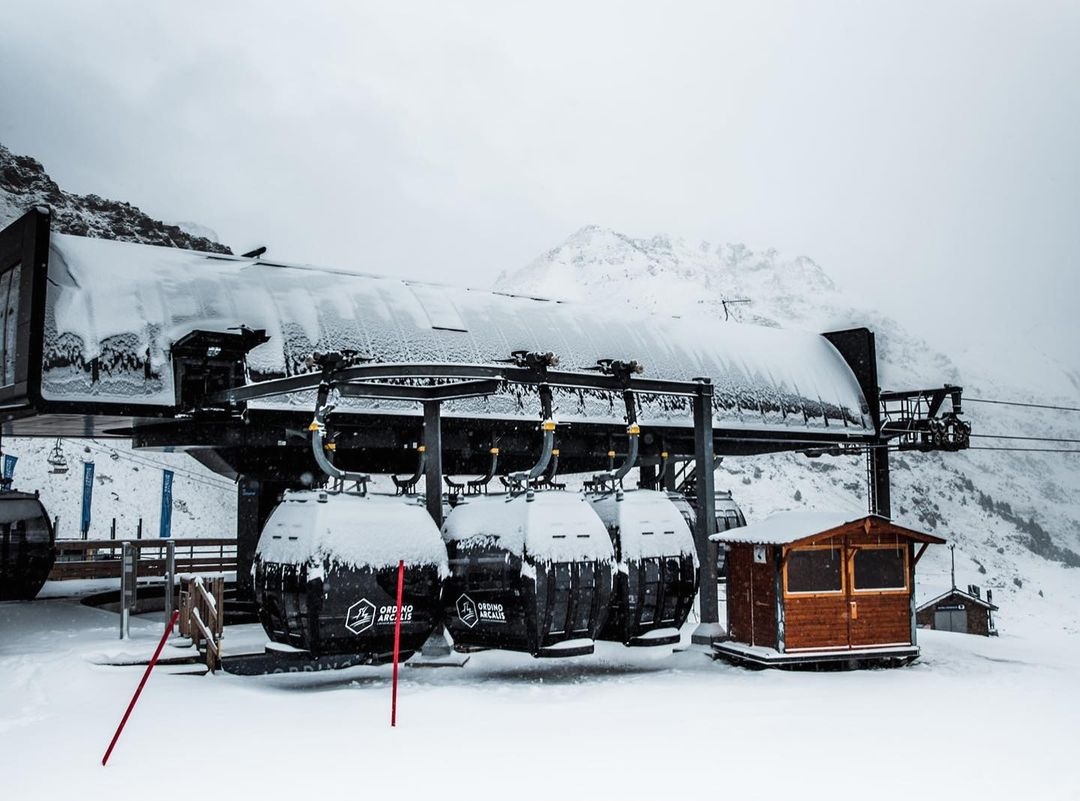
top-left (40, 233), bottom-right (873, 435)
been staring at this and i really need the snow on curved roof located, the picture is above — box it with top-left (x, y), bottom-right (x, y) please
top-left (442, 491), bottom-right (615, 564)
top-left (587, 489), bottom-right (698, 562)
top-left (711, 511), bottom-right (945, 546)
top-left (710, 511), bottom-right (865, 545)
top-left (256, 491), bottom-right (448, 574)
top-left (41, 232), bottom-right (873, 434)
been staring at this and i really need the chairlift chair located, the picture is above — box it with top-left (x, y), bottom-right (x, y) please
top-left (47, 439), bottom-right (69, 475)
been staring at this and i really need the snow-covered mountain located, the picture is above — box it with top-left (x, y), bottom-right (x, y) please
top-left (498, 225), bottom-right (1080, 633)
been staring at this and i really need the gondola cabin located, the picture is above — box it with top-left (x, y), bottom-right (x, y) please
top-left (0, 491), bottom-right (56, 601)
top-left (253, 491), bottom-right (448, 662)
top-left (711, 512), bottom-right (945, 669)
top-left (588, 489), bottom-right (698, 646)
top-left (441, 490), bottom-right (615, 657)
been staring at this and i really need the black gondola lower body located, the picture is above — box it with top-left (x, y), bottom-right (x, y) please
top-left (254, 560), bottom-right (443, 662)
top-left (599, 554), bottom-right (698, 646)
top-left (0, 495), bottom-right (56, 602)
top-left (442, 550), bottom-right (614, 657)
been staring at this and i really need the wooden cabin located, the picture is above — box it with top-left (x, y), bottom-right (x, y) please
top-left (711, 512), bottom-right (945, 669)
top-left (917, 587), bottom-right (998, 636)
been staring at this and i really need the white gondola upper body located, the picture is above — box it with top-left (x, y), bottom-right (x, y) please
top-left (589, 489), bottom-right (699, 564)
top-left (256, 491), bottom-right (449, 576)
top-left (442, 491), bottom-right (615, 565)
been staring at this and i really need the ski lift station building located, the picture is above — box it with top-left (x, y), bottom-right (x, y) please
top-left (0, 207), bottom-right (969, 665)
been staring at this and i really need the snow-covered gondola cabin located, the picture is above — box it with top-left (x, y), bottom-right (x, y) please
top-left (711, 512), bottom-right (945, 668)
top-left (441, 490), bottom-right (615, 657)
top-left (0, 491), bottom-right (55, 601)
top-left (588, 489), bottom-right (698, 646)
top-left (253, 491), bottom-right (448, 661)
top-left (916, 587), bottom-right (998, 636)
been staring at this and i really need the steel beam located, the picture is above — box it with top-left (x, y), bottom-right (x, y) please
top-left (690, 379), bottom-right (723, 645)
top-left (868, 446), bottom-right (891, 518)
top-left (423, 401), bottom-right (444, 527)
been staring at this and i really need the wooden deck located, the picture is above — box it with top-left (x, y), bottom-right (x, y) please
top-left (713, 639), bottom-right (920, 669)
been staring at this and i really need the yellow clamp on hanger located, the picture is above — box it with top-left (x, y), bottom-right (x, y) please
top-left (627, 423), bottom-right (641, 435)
top-left (542, 420), bottom-right (556, 432)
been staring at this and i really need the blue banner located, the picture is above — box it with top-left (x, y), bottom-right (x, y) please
top-left (159, 470), bottom-right (174, 539)
top-left (2, 454), bottom-right (16, 480)
top-left (81, 461), bottom-right (95, 536)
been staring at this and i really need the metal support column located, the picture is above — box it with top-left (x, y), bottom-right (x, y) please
top-left (420, 399), bottom-right (453, 659)
top-left (164, 540), bottom-right (176, 629)
top-left (868, 447), bottom-right (891, 518)
top-left (691, 379), bottom-right (723, 646)
top-left (423, 400), bottom-right (444, 528)
top-left (236, 476), bottom-right (285, 602)
top-left (120, 542), bottom-right (136, 640)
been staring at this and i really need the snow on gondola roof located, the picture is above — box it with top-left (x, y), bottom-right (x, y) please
top-left (587, 489), bottom-right (698, 561)
top-left (256, 491), bottom-right (449, 574)
top-left (41, 232), bottom-right (874, 433)
top-left (443, 491), bottom-right (615, 564)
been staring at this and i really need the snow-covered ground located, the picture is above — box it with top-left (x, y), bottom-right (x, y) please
top-left (1, 593), bottom-right (1077, 801)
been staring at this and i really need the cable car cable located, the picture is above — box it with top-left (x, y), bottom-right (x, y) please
top-left (965, 397), bottom-right (1080, 413)
top-left (970, 433), bottom-right (1080, 444)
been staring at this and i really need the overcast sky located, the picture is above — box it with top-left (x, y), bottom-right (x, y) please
top-left (1, 2), bottom-right (1077, 370)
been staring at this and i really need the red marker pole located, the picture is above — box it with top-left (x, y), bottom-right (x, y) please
top-left (391, 559), bottom-right (405, 727)
top-left (102, 609), bottom-right (181, 766)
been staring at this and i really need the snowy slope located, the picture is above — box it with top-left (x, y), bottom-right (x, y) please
top-left (497, 226), bottom-right (1080, 634)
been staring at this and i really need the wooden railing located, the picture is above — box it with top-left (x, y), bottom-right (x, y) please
top-left (49, 538), bottom-right (237, 581)
top-left (179, 576), bottom-right (225, 672)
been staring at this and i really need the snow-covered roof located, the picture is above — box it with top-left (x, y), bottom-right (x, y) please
top-left (916, 587), bottom-right (999, 612)
top-left (587, 489), bottom-right (698, 563)
top-left (710, 511), bottom-right (874, 545)
top-left (256, 491), bottom-right (449, 574)
top-left (40, 232), bottom-right (873, 434)
top-left (711, 511), bottom-right (945, 546)
top-left (442, 491), bottom-right (615, 564)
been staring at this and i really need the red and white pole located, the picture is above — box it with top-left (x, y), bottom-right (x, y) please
top-left (102, 609), bottom-right (180, 766)
top-left (391, 559), bottom-right (405, 727)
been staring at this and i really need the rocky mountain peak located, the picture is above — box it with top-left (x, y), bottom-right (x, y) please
top-left (0, 143), bottom-right (230, 254)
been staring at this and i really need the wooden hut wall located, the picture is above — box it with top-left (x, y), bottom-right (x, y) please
top-left (725, 543), bottom-right (777, 648)
top-left (783, 528), bottom-right (914, 651)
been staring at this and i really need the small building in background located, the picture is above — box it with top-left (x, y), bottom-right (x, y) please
top-left (916, 586), bottom-right (998, 636)
top-left (711, 511), bottom-right (945, 669)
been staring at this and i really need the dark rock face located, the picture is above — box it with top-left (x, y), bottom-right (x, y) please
top-left (0, 144), bottom-right (230, 254)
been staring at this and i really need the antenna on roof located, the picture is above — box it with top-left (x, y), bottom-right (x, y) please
top-left (241, 246), bottom-right (267, 259)
top-left (950, 543), bottom-right (956, 590)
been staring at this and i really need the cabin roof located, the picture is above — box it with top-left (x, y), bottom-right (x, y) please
top-left (916, 588), bottom-right (999, 612)
top-left (709, 511), bottom-right (947, 547)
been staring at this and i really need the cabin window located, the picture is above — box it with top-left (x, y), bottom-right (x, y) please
top-left (785, 547), bottom-right (843, 594)
top-left (852, 546), bottom-right (908, 591)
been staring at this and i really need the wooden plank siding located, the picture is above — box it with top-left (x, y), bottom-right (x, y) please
top-left (783, 526), bottom-right (916, 651)
top-left (725, 543), bottom-right (777, 648)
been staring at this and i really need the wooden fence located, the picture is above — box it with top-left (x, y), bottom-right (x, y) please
top-left (179, 576), bottom-right (225, 672)
top-left (49, 538), bottom-right (237, 581)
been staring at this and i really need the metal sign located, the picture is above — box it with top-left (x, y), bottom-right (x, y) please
top-left (2, 454), bottom-right (16, 481)
top-left (80, 461), bottom-right (95, 537)
top-left (159, 470), bottom-right (174, 538)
